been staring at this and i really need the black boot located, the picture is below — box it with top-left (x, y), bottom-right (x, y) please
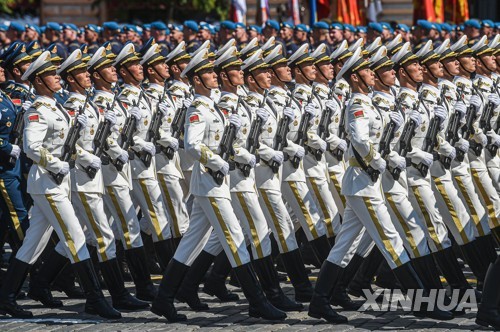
top-left (233, 262), bottom-right (286, 320)
top-left (171, 236), bottom-right (182, 250)
top-left (460, 239), bottom-right (488, 287)
top-left (392, 261), bottom-right (453, 320)
top-left (150, 259), bottom-right (188, 322)
top-left (492, 226), bottom-right (500, 245)
top-left (348, 247), bottom-right (384, 299)
top-left (153, 239), bottom-right (176, 271)
top-left (28, 251), bottom-right (66, 307)
top-left (141, 232), bottom-right (162, 274)
top-left (252, 256), bottom-right (303, 312)
top-left (115, 241), bottom-right (133, 282)
top-left (125, 247), bottom-right (157, 301)
top-left (475, 257), bottom-right (500, 329)
top-left (176, 251), bottom-right (216, 310)
top-left (330, 254), bottom-right (364, 310)
top-left (308, 260), bottom-right (347, 324)
top-left (72, 259), bottom-right (121, 319)
top-left (309, 235), bottom-right (331, 264)
top-left (51, 263), bottom-right (85, 298)
top-left (375, 259), bottom-right (401, 289)
top-left (99, 258), bottom-right (149, 311)
top-left (280, 249), bottom-right (313, 302)
top-left (203, 252), bottom-right (239, 302)
top-left (0, 258), bottom-right (32, 318)
top-left (475, 234), bottom-right (498, 266)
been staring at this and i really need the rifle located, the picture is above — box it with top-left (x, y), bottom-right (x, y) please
top-left (51, 90), bottom-right (90, 184)
top-left (456, 85), bottom-right (481, 162)
top-left (291, 93), bottom-right (313, 168)
top-left (269, 91), bottom-right (292, 173)
top-left (332, 91), bottom-right (350, 161)
top-left (114, 92), bottom-right (143, 171)
top-left (471, 87), bottom-right (496, 157)
top-left (239, 95), bottom-right (262, 177)
top-left (8, 93), bottom-right (27, 165)
top-left (207, 103), bottom-right (239, 185)
top-left (92, 89), bottom-right (119, 168)
top-left (443, 86), bottom-right (464, 168)
top-left (140, 81), bottom-right (168, 167)
top-left (391, 99), bottom-right (419, 180)
top-left (487, 115), bottom-right (500, 156)
top-left (311, 88), bottom-right (336, 161)
top-left (166, 89), bottom-right (190, 159)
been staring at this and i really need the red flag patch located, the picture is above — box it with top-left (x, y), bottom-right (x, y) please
top-left (189, 115), bottom-right (199, 123)
top-left (68, 110), bottom-right (76, 116)
top-left (11, 99), bottom-right (22, 106)
top-left (28, 114), bottom-right (39, 122)
top-left (99, 108), bottom-right (104, 114)
top-left (354, 110), bottom-right (364, 118)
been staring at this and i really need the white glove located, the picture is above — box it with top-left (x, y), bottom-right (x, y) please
top-left (158, 102), bottom-right (170, 116)
top-left (409, 110), bottom-right (423, 127)
top-left (142, 142), bottom-right (156, 156)
top-left (229, 114), bottom-right (242, 130)
top-left (295, 146), bottom-right (305, 159)
top-left (395, 155), bottom-right (406, 169)
top-left (475, 132), bottom-right (488, 147)
top-left (470, 95), bottom-right (482, 111)
top-left (218, 161), bottom-right (230, 176)
top-left (168, 138), bottom-right (179, 151)
top-left (304, 103), bottom-right (316, 117)
top-left (77, 114), bottom-right (88, 129)
top-left (374, 158), bottom-right (386, 174)
top-left (336, 139), bottom-right (348, 152)
top-left (183, 98), bottom-right (193, 109)
top-left (271, 151), bottom-right (284, 164)
top-left (283, 107), bottom-right (294, 119)
top-left (454, 101), bottom-right (467, 119)
top-left (21, 100), bottom-right (32, 111)
top-left (256, 108), bottom-right (269, 122)
top-left (389, 111), bottom-right (404, 130)
top-left (89, 155), bottom-right (102, 170)
top-left (325, 100), bottom-right (338, 112)
top-left (488, 94), bottom-right (500, 107)
top-left (420, 151), bottom-right (434, 167)
top-left (447, 147), bottom-right (456, 160)
top-left (59, 161), bottom-right (70, 176)
top-left (104, 110), bottom-right (117, 126)
top-left (490, 133), bottom-right (500, 147)
top-left (129, 106), bottom-right (141, 121)
top-left (117, 149), bottom-right (129, 164)
top-left (434, 105), bottom-right (448, 122)
top-left (9, 144), bottom-right (21, 159)
top-left (455, 138), bottom-right (470, 152)
top-left (248, 154), bottom-right (256, 168)
top-left (318, 139), bottom-right (327, 152)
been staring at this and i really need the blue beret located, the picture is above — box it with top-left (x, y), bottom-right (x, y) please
top-left (265, 20), bottom-right (280, 31)
top-left (40, 26), bottom-right (46, 33)
top-left (496, 23), bottom-right (500, 29)
top-left (343, 24), bottom-right (355, 32)
top-left (235, 22), bottom-right (246, 29)
top-left (85, 24), bottom-right (99, 32)
top-left (25, 23), bottom-right (40, 34)
top-left (294, 24), bottom-right (310, 33)
top-left (247, 25), bottom-right (262, 34)
top-left (151, 21), bottom-right (167, 31)
top-left (380, 22), bottom-right (392, 31)
top-left (314, 21), bottom-right (330, 30)
top-left (199, 23), bottom-right (210, 31)
top-left (281, 22), bottom-right (294, 29)
top-left (168, 24), bottom-right (183, 32)
top-left (142, 24), bottom-right (151, 31)
top-left (221, 20), bottom-right (236, 30)
top-left (103, 21), bottom-right (120, 31)
top-left (46, 22), bottom-right (62, 32)
top-left (356, 26), bottom-right (367, 34)
top-left (184, 20), bottom-right (199, 32)
top-left (417, 19), bottom-right (440, 31)
top-left (482, 20), bottom-right (494, 28)
top-left (440, 23), bottom-right (452, 32)
top-left (464, 19), bottom-right (481, 29)
top-left (396, 23), bottom-right (409, 32)
top-left (9, 22), bottom-right (25, 32)
top-left (368, 22), bottom-right (383, 33)
top-left (0, 24), bottom-right (8, 32)
top-left (330, 22), bottom-right (343, 30)
top-left (62, 23), bottom-right (78, 32)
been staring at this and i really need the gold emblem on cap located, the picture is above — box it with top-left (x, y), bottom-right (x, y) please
top-left (33, 42), bottom-right (39, 49)
top-left (83, 45), bottom-right (88, 54)
top-left (202, 51), bottom-right (208, 60)
top-left (381, 48), bottom-right (387, 57)
top-left (21, 45), bottom-right (26, 52)
top-left (106, 43), bottom-right (111, 51)
top-left (51, 46), bottom-right (57, 53)
top-left (75, 52), bottom-right (82, 60)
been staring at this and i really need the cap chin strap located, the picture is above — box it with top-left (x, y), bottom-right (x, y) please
top-left (402, 66), bottom-right (419, 86)
top-left (70, 72), bottom-right (88, 93)
top-left (124, 66), bottom-right (142, 85)
top-left (196, 73), bottom-right (212, 91)
top-left (298, 65), bottom-right (313, 85)
top-left (478, 56), bottom-right (495, 74)
top-left (424, 63), bottom-right (439, 81)
top-left (356, 71), bottom-right (371, 93)
top-left (272, 67), bottom-right (288, 84)
top-left (443, 63), bottom-right (454, 78)
top-left (458, 59), bottom-right (474, 75)
top-left (96, 68), bottom-right (114, 86)
top-left (224, 69), bottom-right (237, 87)
top-left (375, 71), bottom-right (391, 90)
top-left (39, 76), bottom-right (58, 94)
top-left (315, 64), bottom-right (329, 82)
top-left (250, 72), bottom-right (266, 91)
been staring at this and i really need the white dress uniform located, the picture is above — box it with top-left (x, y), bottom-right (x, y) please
top-left (146, 83), bottom-right (190, 239)
top-left (488, 72), bottom-right (500, 195)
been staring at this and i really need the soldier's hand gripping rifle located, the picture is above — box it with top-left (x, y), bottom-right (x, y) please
top-left (92, 89), bottom-right (119, 168)
top-left (332, 91), bottom-right (350, 161)
top-left (391, 100), bottom-right (419, 180)
top-left (443, 86), bottom-right (464, 168)
top-left (166, 90), bottom-right (190, 160)
top-left (291, 93), bottom-right (314, 168)
top-left (269, 91), bottom-right (292, 173)
top-left (114, 93), bottom-right (143, 171)
top-left (8, 93), bottom-right (27, 165)
top-left (140, 82), bottom-right (168, 167)
top-left (208, 104), bottom-right (239, 185)
top-left (471, 86), bottom-right (497, 156)
top-left (239, 94), bottom-right (262, 177)
top-left (312, 89), bottom-right (337, 161)
top-left (51, 90), bottom-right (90, 184)
top-left (487, 115), bottom-right (500, 156)
top-left (456, 86), bottom-right (481, 162)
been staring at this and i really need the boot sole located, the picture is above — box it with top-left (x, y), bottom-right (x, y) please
top-left (0, 308), bottom-right (33, 319)
top-left (308, 310), bottom-right (348, 324)
top-left (151, 306), bottom-right (187, 322)
top-left (204, 289), bottom-right (239, 302)
top-left (27, 293), bottom-right (64, 308)
top-left (249, 309), bottom-right (286, 321)
top-left (476, 318), bottom-right (500, 329)
top-left (85, 307), bottom-right (122, 319)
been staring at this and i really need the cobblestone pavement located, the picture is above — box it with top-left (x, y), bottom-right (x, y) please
top-left (0, 264), bottom-right (491, 332)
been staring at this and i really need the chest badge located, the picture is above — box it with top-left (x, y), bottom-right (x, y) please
top-left (215, 133), bottom-right (220, 141)
top-left (268, 127), bottom-right (273, 133)
top-left (144, 119), bottom-right (148, 126)
top-left (6, 121), bottom-right (11, 127)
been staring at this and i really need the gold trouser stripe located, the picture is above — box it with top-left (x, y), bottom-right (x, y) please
top-left (288, 181), bottom-right (319, 239)
top-left (139, 179), bottom-right (163, 241)
top-left (260, 189), bottom-right (289, 252)
top-left (471, 169), bottom-right (499, 229)
top-left (106, 186), bottom-right (132, 249)
top-left (159, 174), bottom-right (181, 238)
top-left (236, 192), bottom-right (264, 259)
top-left (309, 178), bottom-right (334, 237)
top-left (412, 186), bottom-right (443, 251)
top-left (78, 192), bottom-right (108, 261)
top-left (454, 175), bottom-right (483, 236)
top-left (0, 179), bottom-right (24, 241)
top-left (46, 194), bottom-right (80, 263)
top-left (433, 177), bottom-right (470, 244)
top-left (209, 197), bottom-right (242, 266)
top-left (362, 196), bottom-right (403, 267)
top-left (329, 172), bottom-right (346, 207)
top-left (385, 192), bottom-right (420, 258)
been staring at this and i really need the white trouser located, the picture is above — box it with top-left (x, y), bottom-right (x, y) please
top-left (306, 177), bottom-right (341, 238)
top-left (157, 173), bottom-right (190, 238)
